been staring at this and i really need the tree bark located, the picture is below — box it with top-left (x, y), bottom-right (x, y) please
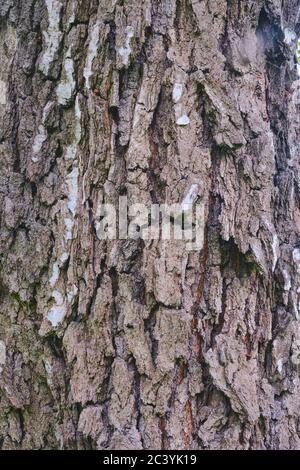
top-left (0, 0), bottom-right (300, 450)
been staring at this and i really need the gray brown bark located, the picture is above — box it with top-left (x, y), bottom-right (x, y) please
top-left (0, 0), bottom-right (300, 450)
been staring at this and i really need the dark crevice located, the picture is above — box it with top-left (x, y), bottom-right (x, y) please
top-left (144, 301), bottom-right (159, 366)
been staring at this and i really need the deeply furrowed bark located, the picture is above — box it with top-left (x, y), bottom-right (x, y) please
top-left (0, 0), bottom-right (300, 450)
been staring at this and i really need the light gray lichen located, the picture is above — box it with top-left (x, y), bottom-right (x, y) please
top-left (117, 26), bottom-right (134, 67)
top-left (176, 114), bottom-right (190, 126)
top-left (84, 21), bottom-right (101, 89)
top-left (0, 79), bottom-right (7, 105)
top-left (56, 49), bottom-right (76, 105)
top-left (39, 0), bottom-right (63, 75)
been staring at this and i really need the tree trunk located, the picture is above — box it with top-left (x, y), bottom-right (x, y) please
top-left (0, 0), bottom-right (300, 450)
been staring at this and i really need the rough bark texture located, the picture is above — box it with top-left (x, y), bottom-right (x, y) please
top-left (0, 0), bottom-right (300, 450)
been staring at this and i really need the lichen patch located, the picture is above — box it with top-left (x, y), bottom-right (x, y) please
top-left (176, 114), bottom-right (190, 126)
top-left (39, 0), bottom-right (63, 75)
top-left (84, 22), bottom-right (101, 89)
top-left (0, 80), bottom-right (7, 105)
